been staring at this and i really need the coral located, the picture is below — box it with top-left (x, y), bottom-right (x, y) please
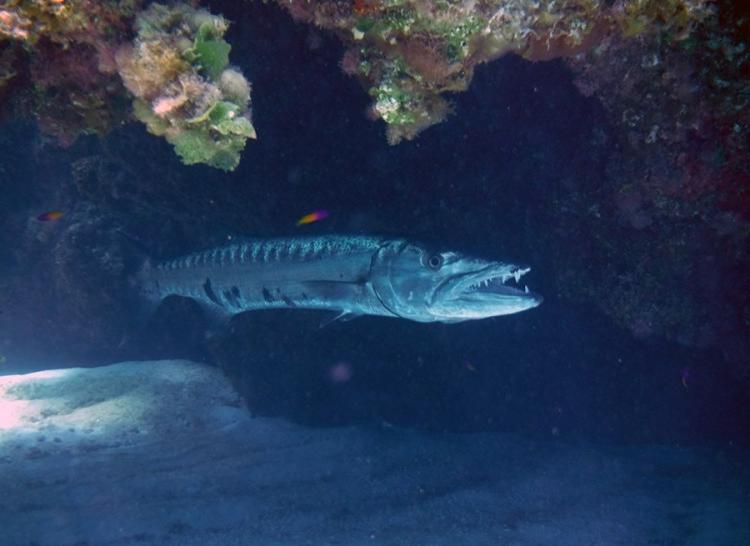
top-left (0, 2), bottom-right (254, 169)
top-left (0, 1), bottom-right (142, 68)
top-left (277, 0), bottom-right (486, 143)
top-left (276, 0), bottom-right (714, 143)
top-left (566, 0), bottom-right (750, 220)
top-left (116, 3), bottom-right (255, 171)
top-left (117, 41), bottom-right (189, 101)
top-left (30, 41), bottom-right (128, 146)
top-left (219, 68), bottom-right (251, 106)
top-left (0, 1), bottom-right (143, 144)
top-left (544, 0), bottom-right (750, 358)
top-left (364, 48), bottom-right (452, 144)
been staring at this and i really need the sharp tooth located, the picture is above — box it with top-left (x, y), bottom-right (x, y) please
top-left (514, 271), bottom-right (521, 283)
top-left (525, 285), bottom-right (529, 293)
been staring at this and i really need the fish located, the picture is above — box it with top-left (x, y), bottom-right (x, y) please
top-left (137, 235), bottom-right (542, 323)
top-left (36, 211), bottom-right (64, 222)
top-left (296, 209), bottom-right (330, 226)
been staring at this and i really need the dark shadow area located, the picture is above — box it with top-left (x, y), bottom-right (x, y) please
top-left (211, 296), bottom-right (747, 446)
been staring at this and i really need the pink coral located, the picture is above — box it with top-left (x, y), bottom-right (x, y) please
top-left (152, 95), bottom-right (187, 117)
top-left (0, 9), bottom-right (31, 40)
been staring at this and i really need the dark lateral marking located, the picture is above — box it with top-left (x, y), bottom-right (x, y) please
top-left (228, 286), bottom-right (242, 307)
top-left (203, 278), bottom-right (223, 307)
top-left (262, 287), bottom-right (274, 303)
top-left (301, 292), bottom-right (309, 300)
top-left (281, 295), bottom-right (296, 307)
top-left (223, 289), bottom-right (239, 309)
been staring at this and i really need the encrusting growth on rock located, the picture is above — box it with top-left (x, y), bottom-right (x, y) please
top-left (116, 3), bottom-right (255, 171)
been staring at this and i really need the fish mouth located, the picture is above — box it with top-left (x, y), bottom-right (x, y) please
top-left (437, 264), bottom-right (543, 306)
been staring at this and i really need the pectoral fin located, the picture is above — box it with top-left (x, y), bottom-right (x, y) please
top-left (319, 311), bottom-right (362, 328)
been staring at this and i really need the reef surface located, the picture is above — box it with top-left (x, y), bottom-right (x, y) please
top-left (1, 359), bottom-right (748, 545)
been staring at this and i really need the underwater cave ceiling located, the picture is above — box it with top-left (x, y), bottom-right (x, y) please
top-left (0, 0), bottom-right (748, 377)
top-left (1, 0), bottom-right (745, 166)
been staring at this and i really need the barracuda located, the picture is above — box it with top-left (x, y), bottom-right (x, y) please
top-left (139, 235), bottom-right (542, 323)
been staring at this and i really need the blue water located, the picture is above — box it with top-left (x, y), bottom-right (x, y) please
top-left (0, 2), bottom-right (748, 545)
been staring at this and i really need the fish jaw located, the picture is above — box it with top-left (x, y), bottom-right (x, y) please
top-left (430, 263), bottom-right (543, 321)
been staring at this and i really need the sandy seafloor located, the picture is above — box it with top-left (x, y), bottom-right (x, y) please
top-left (0, 360), bottom-right (747, 546)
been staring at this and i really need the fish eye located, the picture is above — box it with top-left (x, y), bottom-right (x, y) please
top-left (427, 253), bottom-right (444, 270)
